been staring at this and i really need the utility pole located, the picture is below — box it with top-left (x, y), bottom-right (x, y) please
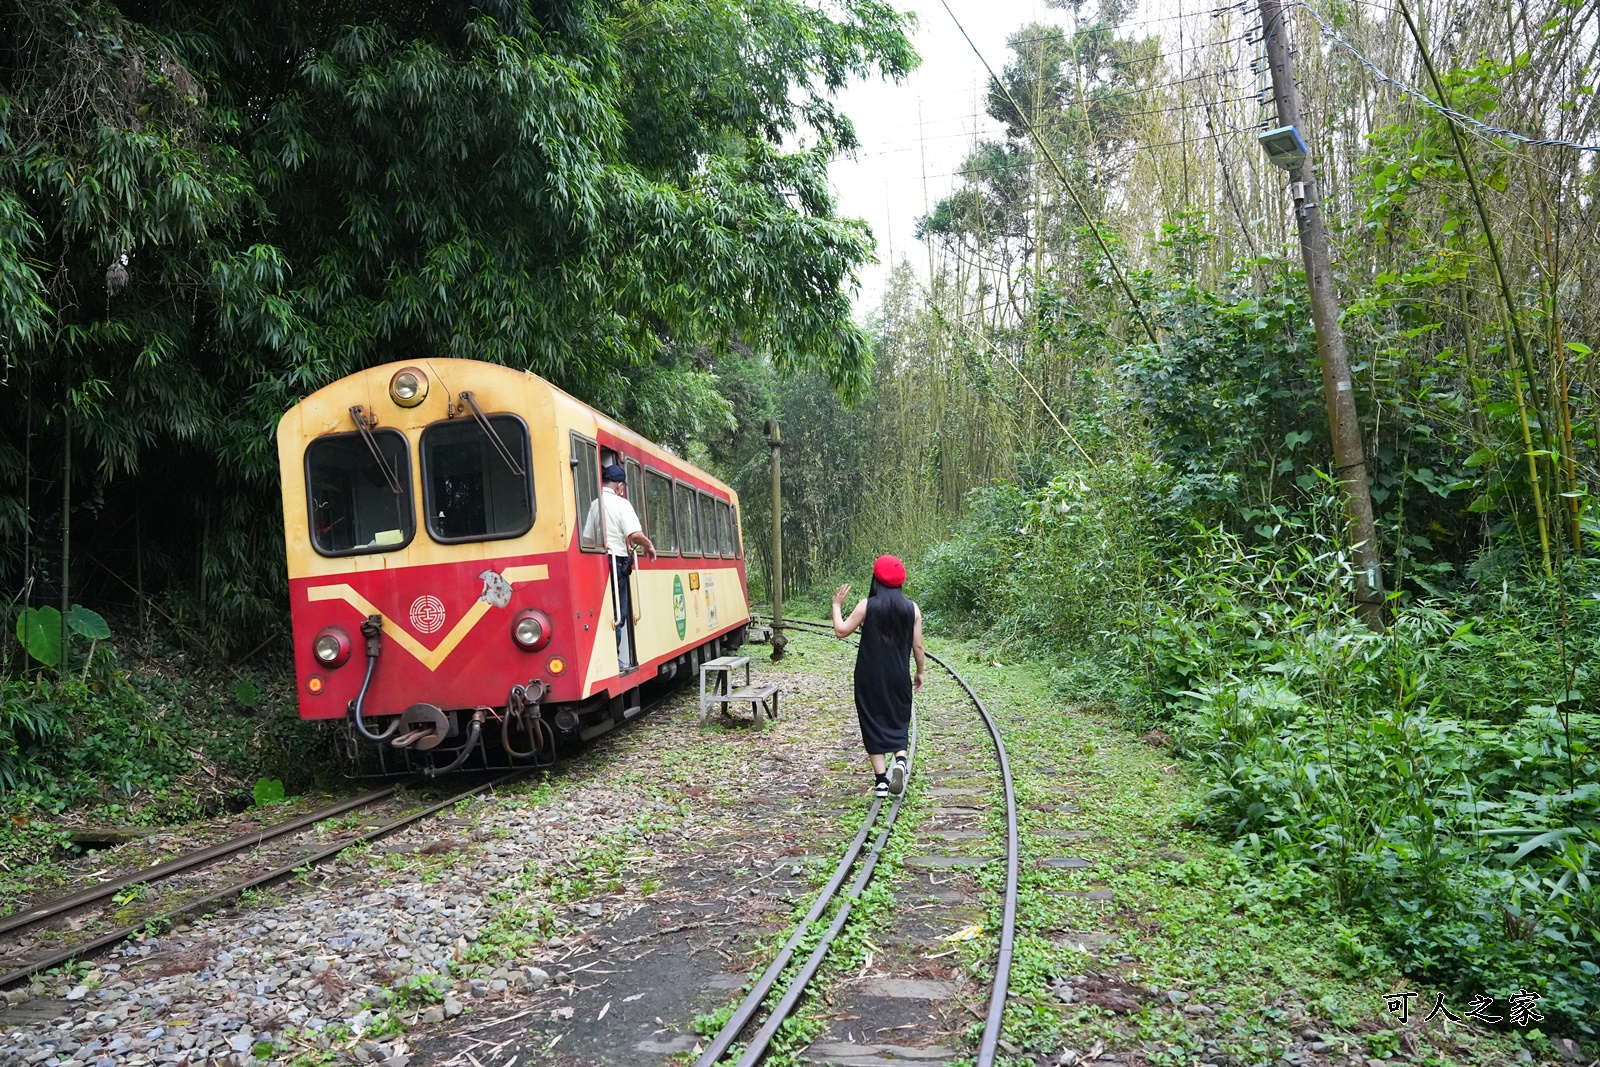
top-left (763, 419), bottom-right (787, 660)
top-left (1258, 0), bottom-right (1384, 629)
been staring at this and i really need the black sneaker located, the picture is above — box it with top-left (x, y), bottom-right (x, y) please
top-left (888, 756), bottom-right (908, 796)
top-left (873, 774), bottom-right (889, 798)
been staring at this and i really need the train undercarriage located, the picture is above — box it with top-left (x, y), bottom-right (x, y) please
top-left (337, 626), bottom-right (748, 777)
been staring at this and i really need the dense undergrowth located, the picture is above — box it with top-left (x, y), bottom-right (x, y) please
top-left (915, 471), bottom-right (1599, 1034)
top-left (0, 624), bottom-right (330, 870)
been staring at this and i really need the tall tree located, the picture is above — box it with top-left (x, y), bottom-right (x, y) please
top-left (0, 0), bottom-right (916, 638)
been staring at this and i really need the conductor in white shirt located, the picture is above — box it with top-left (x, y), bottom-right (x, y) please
top-left (583, 464), bottom-right (657, 667)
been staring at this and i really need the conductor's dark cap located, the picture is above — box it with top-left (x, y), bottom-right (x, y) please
top-left (602, 464), bottom-right (627, 484)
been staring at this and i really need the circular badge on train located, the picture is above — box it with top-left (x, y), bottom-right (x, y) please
top-left (409, 595), bottom-right (447, 635)
top-left (673, 575), bottom-right (687, 639)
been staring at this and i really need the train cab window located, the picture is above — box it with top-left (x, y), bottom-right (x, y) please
top-left (716, 500), bottom-right (735, 557)
top-left (645, 467), bottom-right (676, 554)
top-left (305, 430), bottom-right (415, 556)
top-left (572, 435), bottom-right (603, 552)
top-left (421, 416), bottom-right (533, 542)
top-left (675, 481), bottom-right (701, 556)
top-left (698, 491), bottom-right (718, 557)
top-left (731, 504), bottom-right (743, 557)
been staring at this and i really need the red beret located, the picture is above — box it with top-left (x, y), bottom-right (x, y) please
top-left (873, 554), bottom-right (906, 588)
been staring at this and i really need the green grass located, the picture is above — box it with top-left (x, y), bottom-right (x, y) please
top-left (939, 644), bottom-right (1559, 1065)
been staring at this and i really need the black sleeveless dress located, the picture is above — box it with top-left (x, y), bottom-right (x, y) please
top-left (854, 598), bottom-right (915, 754)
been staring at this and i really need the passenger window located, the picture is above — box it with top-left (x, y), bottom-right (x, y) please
top-left (698, 492), bottom-right (718, 557)
top-left (675, 482), bottom-right (701, 555)
top-left (624, 457), bottom-right (643, 520)
top-left (731, 503), bottom-right (742, 557)
top-left (572, 435), bottom-right (603, 552)
top-left (645, 468), bottom-right (677, 554)
top-left (421, 416), bottom-right (533, 542)
top-left (716, 500), bottom-right (734, 557)
top-left (305, 430), bottom-right (415, 556)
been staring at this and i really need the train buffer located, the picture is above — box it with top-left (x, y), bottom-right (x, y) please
top-left (699, 655), bottom-right (779, 724)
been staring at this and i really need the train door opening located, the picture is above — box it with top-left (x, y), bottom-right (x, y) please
top-left (578, 439), bottom-right (638, 674)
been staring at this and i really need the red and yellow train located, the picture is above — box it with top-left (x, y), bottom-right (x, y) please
top-left (277, 359), bottom-right (750, 774)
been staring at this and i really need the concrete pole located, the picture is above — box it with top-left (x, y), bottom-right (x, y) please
top-left (1259, 0), bottom-right (1385, 629)
top-left (764, 419), bottom-right (787, 660)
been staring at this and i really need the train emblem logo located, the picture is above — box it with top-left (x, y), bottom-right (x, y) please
top-left (673, 576), bottom-right (687, 639)
top-left (408, 595), bottom-right (447, 635)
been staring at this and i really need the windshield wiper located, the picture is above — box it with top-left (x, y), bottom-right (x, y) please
top-left (455, 391), bottom-right (525, 477)
top-left (348, 405), bottom-right (404, 495)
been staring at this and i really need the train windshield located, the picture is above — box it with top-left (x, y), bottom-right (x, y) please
top-left (422, 416), bottom-right (534, 542)
top-left (305, 431), bottom-right (415, 555)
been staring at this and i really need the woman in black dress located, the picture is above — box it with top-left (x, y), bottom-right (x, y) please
top-left (832, 555), bottom-right (925, 797)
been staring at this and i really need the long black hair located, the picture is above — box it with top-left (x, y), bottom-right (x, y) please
top-left (865, 576), bottom-right (915, 645)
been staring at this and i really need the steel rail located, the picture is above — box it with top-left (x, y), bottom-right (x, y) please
top-left (0, 783), bottom-right (413, 939)
top-left (690, 794), bottom-right (886, 1067)
top-left (0, 771), bottom-right (528, 989)
top-left (729, 719), bottom-right (917, 1067)
top-left (925, 647), bottom-right (1019, 1067)
top-left (0, 669), bottom-right (694, 989)
top-left (694, 711), bottom-right (917, 1067)
top-left (694, 620), bottom-right (912, 1067)
top-left (702, 616), bottom-right (1018, 1066)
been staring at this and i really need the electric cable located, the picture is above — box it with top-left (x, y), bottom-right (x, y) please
top-left (1284, 0), bottom-right (1600, 152)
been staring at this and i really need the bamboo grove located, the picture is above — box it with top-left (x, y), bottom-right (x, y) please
top-left (732, 0), bottom-right (1599, 1034)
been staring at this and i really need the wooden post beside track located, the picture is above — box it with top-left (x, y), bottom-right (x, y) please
top-left (1258, 0), bottom-right (1385, 629)
top-left (764, 418), bottom-right (786, 661)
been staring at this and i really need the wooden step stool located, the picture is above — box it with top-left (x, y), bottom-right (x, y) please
top-left (699, 655), bottom-right (780, 724)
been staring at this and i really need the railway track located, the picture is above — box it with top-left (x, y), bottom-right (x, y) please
top-left (695, 616), bottom-right (1019, 1067)
top-left (0, 671), bottom-right (708, 993)
top-left (0, 773), bottom-right (530, 989)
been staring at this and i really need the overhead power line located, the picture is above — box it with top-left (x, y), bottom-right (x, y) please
top-left (1005, 0), bottom-right (1253, 44)
top-left (938, 0), bottom-right (1161, 348)
top-left (863, 66), bottom-right (1246, 138)
top-left (1290, 1), bottom-right (1600, 152)
top-left (853, 94), bottom-right (1255, 158)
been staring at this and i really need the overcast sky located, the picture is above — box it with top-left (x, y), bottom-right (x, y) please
top-left (829, 0), bottom-right (1189, 311)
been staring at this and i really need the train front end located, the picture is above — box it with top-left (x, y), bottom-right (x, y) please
top-left (278, 361), bottom-right (577, 774)
top-left (278, 359), bottom-right (752, 776)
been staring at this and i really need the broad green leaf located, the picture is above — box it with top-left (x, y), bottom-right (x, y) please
top-left (253, 778), bottom-right (286, 806)
top-left (234, 680), bottom-right (260, 707)
top-left (16, 607), bottom-right (62, 667)
top-left (66, 605), bottom-right (110, 641)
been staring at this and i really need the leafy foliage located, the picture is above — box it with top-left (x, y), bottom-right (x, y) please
top-left (0, 0), bottom-right (916, 640)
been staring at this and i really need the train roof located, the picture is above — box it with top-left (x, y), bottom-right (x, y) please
top-left (278, 358), bottom-right (735, 497)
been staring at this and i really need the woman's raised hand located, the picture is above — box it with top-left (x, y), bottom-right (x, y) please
top-left (832, 583), bottom-right (851, 607)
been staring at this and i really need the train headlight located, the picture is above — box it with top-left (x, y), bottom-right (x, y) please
top-left (512, 609), bottom-right (552, 652)
top-left (389, 367), bottom-right (428, 408)
top-left (313, 626), bottom-right (352, 668)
